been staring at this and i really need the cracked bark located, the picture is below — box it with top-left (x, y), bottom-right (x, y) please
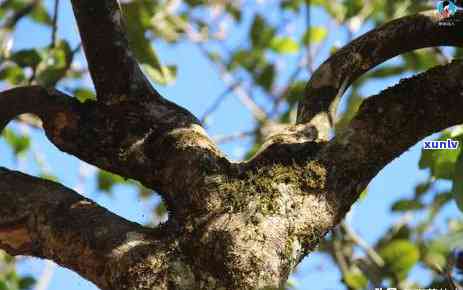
top-left (1, 1), bottom-right (463, 289)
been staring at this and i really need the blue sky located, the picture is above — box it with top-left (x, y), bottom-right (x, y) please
top-left (0, 1), bottom-right (461, 289)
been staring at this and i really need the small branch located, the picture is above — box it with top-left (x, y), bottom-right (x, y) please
top-left (201, 80), bottom-right (242, 125)
top-left (0, 167), bottom-right (152, 289)
top-left (213, 130), bottom-right (255, 144)
top-left (342, 222), bottom-right (384, 267)
top-left (297, 11), bottom-right (463, 139)
top-left (50, 0), bottom-right (59, 47)
top-left (194, 41), bottom-right (269, 122)
top-left (69, 0), bottom-right (158, 103)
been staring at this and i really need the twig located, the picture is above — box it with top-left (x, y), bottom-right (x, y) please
top-left (213, 130), bottom-right (255, 144)
top-left (306, 0), bottom-right (312, 71)
top-left (51, 0), bottom-right (60, 47)
top-left (342, 222), bottom-right (384, 268)
top-left (183, 23), bottom-right (268, 122)
top-left (201, 80), bottom-right (242, 124)
top-left (199, 43), bottom-right (268, 122)
top-left (35, 260), bottom-right (57, 290)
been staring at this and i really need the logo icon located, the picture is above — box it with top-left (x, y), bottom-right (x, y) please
top-left (437, 0), bottom-right (458, 18)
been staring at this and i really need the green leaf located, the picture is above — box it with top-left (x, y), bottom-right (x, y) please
top-left (343, 0), bottom-right (364, 19)
top-left (302, 26), bottom-right (328, 45)
top-left (36, 40), bottom-right (72, 86)
top-left (97, 170), bottom-right (125, 193)
top-left (256, 64), bottom-right (275, 91)
top-left (229, 49), bottom-right (265, 72)
top-left (123, 2), bottom-right (164, 73)
top-left (358, 187), bottom-right (368, 201)
top-left (225, 3), bottom-right (241, 21)
top-left (423, 240), bottom-right (451, 269)
top-left (281, 0), bottom-right (304, 11)
top-left (344, 270), bottom-right (368, 289)
top-left (391, 199), bottom-right (424, 212)
top-left (250, 15), bottom-right (275, 48)
top-left (379, 239), bottom-right (420, 279)
top-left (432, 191), bottom-right (452, 212)
top-left (2, 129), bottom-right (31, 156)
top-left (0, 281), bottom-right (7, 290)
top-left (39, 173), bottom-right (58, 182)
top-left (414, 180), bottom-right (431, 199)
top-left (143, 64), bottom-right (177, 85)
top-left (18, 276), bottom-right (35, 290)
top-left (11, 49), bottom-right (42, 68)
top-left (0, 64), bottom-right (26, 85)
top-left (74, 88), bottom-right (96, 102)
top-left (270, 37), bottom-right (299, 54)
top-left (403, 50), bottom-right (440, 72)
top-left (452, 150), bottom-right (463, 212)
top-left (30, 3), bottom-right (52, 26)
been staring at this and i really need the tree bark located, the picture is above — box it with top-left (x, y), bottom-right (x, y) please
top-left (1, 2), bottom-right (463, 289)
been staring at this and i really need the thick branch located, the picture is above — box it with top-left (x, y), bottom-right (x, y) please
top-left (297, 11), bottom-right (463, 139)
top-left (70, 0), bottom-right (157, 103)
top-left (0, 86), bottom-right (229, 218)
top-left (321, 60), bottom-right (463, 212)
top-left (0, 167), bottom-right (154, 290)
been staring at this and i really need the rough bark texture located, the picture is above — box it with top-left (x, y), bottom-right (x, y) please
top-left (1, 1), bottom-right (463, 289)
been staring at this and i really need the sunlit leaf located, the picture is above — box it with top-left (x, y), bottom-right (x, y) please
top-left (74, 88), bottom-right (96, 102)
top-left (270, 36), bottom-right (299, 54)
top-left (302, 26), bottom-right (328, 45)
top-left (2, 129), bottom-right (31, 156)
top-left (379, 239), bottom-right (420, 279)
top-left (143, 64), bottom-right (177, 85)
top-left (0, 64), bottom-right (26, 85)
top-left (344, 270), bottom-right (368, 289)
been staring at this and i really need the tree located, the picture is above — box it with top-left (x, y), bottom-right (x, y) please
top-left (0, 0), bottom-right (463, 289)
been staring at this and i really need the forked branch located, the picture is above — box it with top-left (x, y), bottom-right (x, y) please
top-left (321, 60), bottom-right (463, 211)
top-left (297, 11), bottom-right (463, 139)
